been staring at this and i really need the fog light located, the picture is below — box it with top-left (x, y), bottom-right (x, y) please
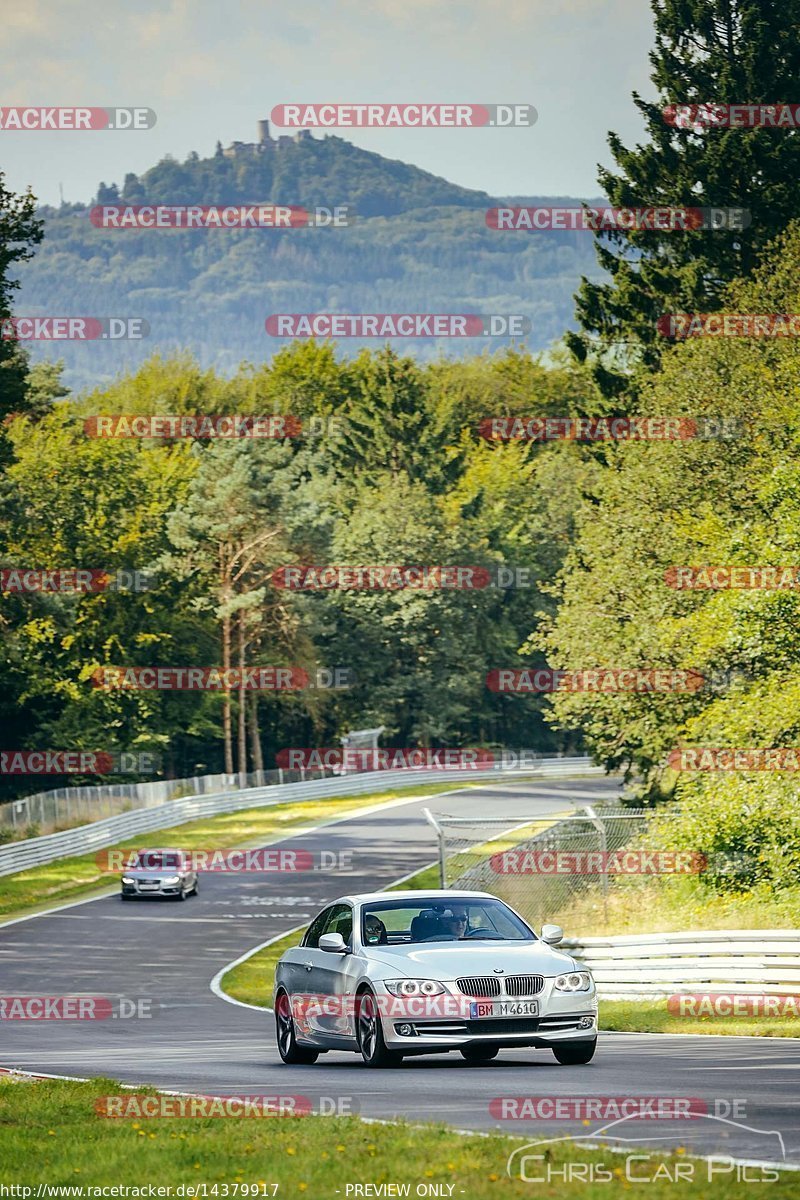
top-left (395, 1023), bottom-right (415, 1036)
top-left (578, 1016), bottom-right (594, 1029)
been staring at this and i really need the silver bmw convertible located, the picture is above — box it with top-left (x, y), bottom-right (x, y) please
top-left (274, 889), bottom-right (597, 1067)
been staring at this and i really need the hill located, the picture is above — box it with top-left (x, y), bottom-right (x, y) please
top-left (17, 128), bottom-right (604, 390)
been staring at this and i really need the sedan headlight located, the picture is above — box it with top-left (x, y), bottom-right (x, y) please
top-left (121, 876), bottom-right (135, 885)
top-left (384, 979), bottom-right (445, 997)
top-left (163, 875), bottom-right (181, 885)
top-left (554, 972), bottom-right (593, 992)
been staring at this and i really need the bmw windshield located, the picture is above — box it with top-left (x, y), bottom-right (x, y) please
top-left (361, 897), bottom-right (535, 945)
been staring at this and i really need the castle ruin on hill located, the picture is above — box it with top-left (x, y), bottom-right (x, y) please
top-left (222, 119), bottom-right (312, 158)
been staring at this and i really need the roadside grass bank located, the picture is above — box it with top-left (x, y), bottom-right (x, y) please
top-left (599, 999), bottom-right (800, 1038)
top-left (546, 875), bottom-right (800, 938)
top-left (0, 780), bottom-right (490, 925)
top-left (1, 1075), bottom-right (795, 1198)
top-left (539, 879), bottom-right (800, 1038)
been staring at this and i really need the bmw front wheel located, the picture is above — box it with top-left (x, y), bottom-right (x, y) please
top-left (356, 988), bottom-right (402, 1068)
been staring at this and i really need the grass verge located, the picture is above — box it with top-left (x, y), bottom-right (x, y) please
top-left (544, 876), bottom-right (800, 938)
top-left (0, 780), bottom-right (486, 926)
top-left (599, 999), bottom-right (800, 1038)
top-left (1, 1075), bottom-right (795, 1198)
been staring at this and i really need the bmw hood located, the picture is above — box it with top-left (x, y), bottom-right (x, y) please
top-left (365, 942), bottom-right (578, 977)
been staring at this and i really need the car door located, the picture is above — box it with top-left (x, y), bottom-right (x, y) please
top-left (278, 906), bottom-right (332, 1039)
top-left (302, 903), bottom-right (355, 1043)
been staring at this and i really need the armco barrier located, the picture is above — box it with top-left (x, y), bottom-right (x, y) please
top-left (563, 930), bottom-right (800, 999)
top-left (0, 757), bottom-right (602, 877)
top-left (0, 766), bottom-right (318, 833)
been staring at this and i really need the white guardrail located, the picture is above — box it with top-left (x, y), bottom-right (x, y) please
top-left (0, 756), bottom-right (602, 877)
top-left (563, 930), bottom-right (800, 999)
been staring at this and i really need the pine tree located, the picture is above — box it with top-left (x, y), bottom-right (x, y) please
top-left (568, 0), bottom-right (800, 396)
top-left (0, 173), bottom-right (44, 456)
top-left (335, 347), bottom-right (450, 487)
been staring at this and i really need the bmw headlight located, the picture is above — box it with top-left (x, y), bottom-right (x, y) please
top-left (554, 972), bottom-right (593, 992)
top-left (384, 979), bottom-right (445, 997)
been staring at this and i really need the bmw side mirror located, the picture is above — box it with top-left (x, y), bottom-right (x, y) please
top-left (319, 932), bottom-right (347, 953)
top-left (541, 924), bottom-right (563, 945)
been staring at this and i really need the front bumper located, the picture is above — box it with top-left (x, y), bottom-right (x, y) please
top-left (121, 879), bottom-right (184, 897)
top-left (384, 1012), bottom-right (596, 1050)
top-left (377, 980), bottom-right (597, 1051)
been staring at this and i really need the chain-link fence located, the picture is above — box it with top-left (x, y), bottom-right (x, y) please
top-left (424, 804), bottom-right (675, 927)
top-left (0, 765), bottom-right (336, 836)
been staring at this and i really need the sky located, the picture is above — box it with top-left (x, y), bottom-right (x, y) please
top-left (0, 0), bottom-right (657, 206)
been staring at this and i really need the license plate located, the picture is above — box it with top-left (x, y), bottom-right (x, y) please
top-left (139, 883), bottom-right (159, 890)
top-left (470, 999), bottom-right (539, 1018)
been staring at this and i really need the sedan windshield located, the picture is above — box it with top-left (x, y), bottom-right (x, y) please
top-left (133, 852), bottom-right (182, 870)
top-left (361, 897), bottom-right (535, 945)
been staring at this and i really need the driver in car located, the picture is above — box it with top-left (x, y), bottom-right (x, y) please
top-left (364, 914), bottom-right (388, 944)
top-left (441, 907), bottom-right (469, 938)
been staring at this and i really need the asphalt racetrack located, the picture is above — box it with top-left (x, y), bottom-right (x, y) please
top-left (2, 776), bottom-right (799, 1168)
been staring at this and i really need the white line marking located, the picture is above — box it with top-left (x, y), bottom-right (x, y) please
top-left (209, 925), bottom-right (307, 1012)
top-left (209, 859), bottom-right (441, 1013)
top-left (0, 888), bottom-right (119, 929)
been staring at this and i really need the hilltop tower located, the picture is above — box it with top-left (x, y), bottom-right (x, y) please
top-left (223, 120), bottom-right (273, 158)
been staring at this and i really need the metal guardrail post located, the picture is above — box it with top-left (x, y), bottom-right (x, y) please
top-left (422, 807), bottom-right (446, 887)
top-left (583, 805), bottom-right (608, 924)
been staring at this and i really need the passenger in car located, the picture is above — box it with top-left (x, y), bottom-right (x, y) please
top-left (364, 915), bottom-right (389, 944)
